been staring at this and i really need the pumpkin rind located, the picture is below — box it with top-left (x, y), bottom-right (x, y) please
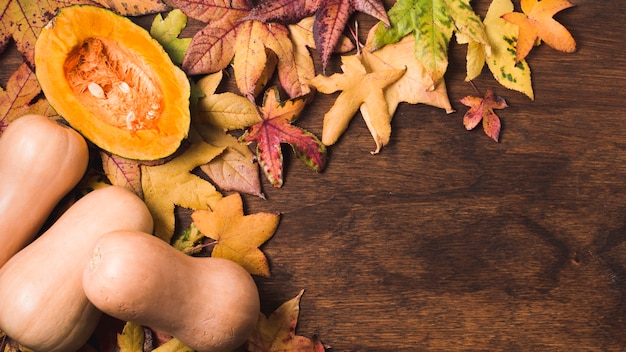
top-left (35, 5), bottom-right (190, 160)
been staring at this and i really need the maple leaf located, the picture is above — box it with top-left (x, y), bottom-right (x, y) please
top-left (241, 86), bottom-right (326, 188)
top-left (371, 0), bottom-right (488, 84)
top-left (0, 0), bottom-right (168, 66)
top-left (141, 137), bottom-right (224, 243)
top-left (460, 88), bottom-right (508, 142)
top-left (191, 193), bottom-right (279, 277)
top-left (362, 30), bottom-right (454, 116)
top-left (458, 0), bottom-right (534, 100)
top-left (502, 0), bottom-right (576, 63)
top-left (0, 62), bottom-right (56, 133)
top-left (308, 53), bottom-right (405, 154)
top-left (246, 290), bottom-right (325, 352)
top-left (117, 322), bottom-right (144, 352)
top-left (246, 0), bottom-right (389, 70)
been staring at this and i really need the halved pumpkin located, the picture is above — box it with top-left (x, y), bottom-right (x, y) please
top-left (35, 5), bottom-right (190, 160)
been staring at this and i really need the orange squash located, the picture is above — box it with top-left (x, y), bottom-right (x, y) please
top-left (34, 5), bottom-right (190, 160)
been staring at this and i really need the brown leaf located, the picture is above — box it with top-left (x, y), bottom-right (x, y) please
top-left (101, 151), bottom-right (144, 198)
top-left (246, 290), bottom-right (325, 352)
top-left (0, 63), bottom-right (57, 133)
top-left (460, 88), bottom-right (508, 142)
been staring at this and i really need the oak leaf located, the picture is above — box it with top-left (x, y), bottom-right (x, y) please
top-left (308, 53), bottom-right (405, 153)
top-left (191, 193), bottom-right (279, 277)
top-left (241, 86), bottom-right (326, 188)
top-left (246, 0), bottom-right (389, 70)
top-left (0, 0), bottom-right (168, 66)
top-left (458, 0), bottom-right (534, 99)
top-left (501, 0), bottom-right (576, 63)
top-left (460, 88), bottom-right (508, 142)
top-left (246, 290), bottom-right (325, 352)
top-left (371, 0), bottom-right (488, 84)
top-left (0, 62), bottom-right (56, 133)
top-left (141, 137), bottom-right (224, 243)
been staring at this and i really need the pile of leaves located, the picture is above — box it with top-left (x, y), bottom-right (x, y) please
top-left (0, 0), bottom-right (577, 350)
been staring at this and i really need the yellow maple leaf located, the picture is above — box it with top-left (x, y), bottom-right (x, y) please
top-left (141, 137), bottom-right (224, 243)
top-left (191, 193), bottom-right (279, 277)
top-left (308, 54), bottom-right (405, 154)
top-left (117, 322), bottom-right (144, 352)
top-left (501, 0), bottom-right (576, 63)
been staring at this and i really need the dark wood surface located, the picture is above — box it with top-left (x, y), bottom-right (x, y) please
top-left (2, 0), bottom-right (625, 351)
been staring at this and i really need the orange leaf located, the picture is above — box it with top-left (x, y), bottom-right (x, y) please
top-left (191, 193), bottom-right (279, 277)
top-left (501, 0), bottom-right (576, 62)
top-left (460, 89), bottom-right (509, 142)
top-left (246, 290), bottom-right (325, 352)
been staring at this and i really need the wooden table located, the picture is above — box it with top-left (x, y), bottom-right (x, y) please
top-left (2, 0), bottom-right (624, 350)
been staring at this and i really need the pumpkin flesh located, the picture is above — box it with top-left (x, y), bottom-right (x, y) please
top-left (35, 5), bottom-right (190, 160)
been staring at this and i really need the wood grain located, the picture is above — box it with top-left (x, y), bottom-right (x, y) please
top-left (2, 0), bottom-right (625, 351)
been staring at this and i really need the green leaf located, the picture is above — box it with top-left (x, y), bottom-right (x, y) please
top-left (371, 0), bottom-right (488, 83)
top-left (150, 9), bottom-right (193, 65)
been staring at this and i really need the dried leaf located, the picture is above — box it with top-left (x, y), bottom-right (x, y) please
top-left (308, 54), bottom-right (405, 153)
top-left (0, 62), bottom-right (57, 133)
top-left (246, 290), bottom-right (325, 352)
top-left (502, 0), bottom-right (576, 63)
top-left (241, 87), bottom-right (326, 187)
top-left (117, 322), bottom-right (144, 352)
top-left (247, 0), bottom-right (388, 70)
top-left (101, 151), bottom-right (144, 198)
top-left (191, 193), bottom-right (279, 277)
top-left (371, 0), bottom-right (488, 84)
top-left (0, 0), bottom-right (167, 66)
top-left (150, 9), bottom-right (192, 65)
top-left (196, 72), bottom-right (261, 131)
top-left (141, 139), bottom-right (224, 242)
top-left (151, 338), bottom-right (194, 352)
top-left (460, 88), bottom-right (508, 142)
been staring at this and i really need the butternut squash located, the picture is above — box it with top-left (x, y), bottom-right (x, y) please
top-left (0, 114), bottom-right (89, 268)
top-left (0, 186), bottom-right (153, 352)
top-left (35, 5), bottom-right (191, 161)
top-left (83, 230), bottom-right (260, 352)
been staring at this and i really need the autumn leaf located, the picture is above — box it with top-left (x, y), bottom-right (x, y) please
top-left (191, 193), bottom-right (279, 277)
top-left (101, 151), bottom-right (144, 198)
top-left (371, 0), bottom-right (488, 84)
top-left (141, 137), bottom-right (224, 243)
top-left (246, 0), bottom-right (389, 71)
top-left (501, 0), bottom-right (576, 63)
top-left (151, 337), bottom-right (194, 352)
top-left (363, 30), bottom-right (454, 116)
top-left (458, 0), bottom-right (534, 99)
top-left (150, 9), bottom-right (192, 65)
top-left (117, 322), bottom-right (144, 352)
top-left (0, 0), bottom-right (168, 66)
top-left (246, 290), bottom-right (325, 352)
top-left (308, 53), bottom-right (405, 154)
top-left (241, 86), bottom-right (326, 188)
top-left (460, 88), bottom-right (508, 142)
top-left (0, 62), bottom-right (56, 133)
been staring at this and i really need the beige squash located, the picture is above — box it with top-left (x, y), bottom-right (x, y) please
top-left (0, 114), bottom-right (89, 268)
top-left (83, 229), bottom-right (260, 352)
top-left (0, 186), bottom-right (153, 352)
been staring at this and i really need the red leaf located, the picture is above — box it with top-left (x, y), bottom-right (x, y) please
top-left (247, 0), bottom-right (389, 71)
top-left (460, 89), bottom-right (508, 142)
top-left (242, 87), bottom-right (326, 187)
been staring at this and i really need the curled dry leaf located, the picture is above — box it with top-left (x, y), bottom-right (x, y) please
top-left (246, 290), bottom-right (325, 352)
